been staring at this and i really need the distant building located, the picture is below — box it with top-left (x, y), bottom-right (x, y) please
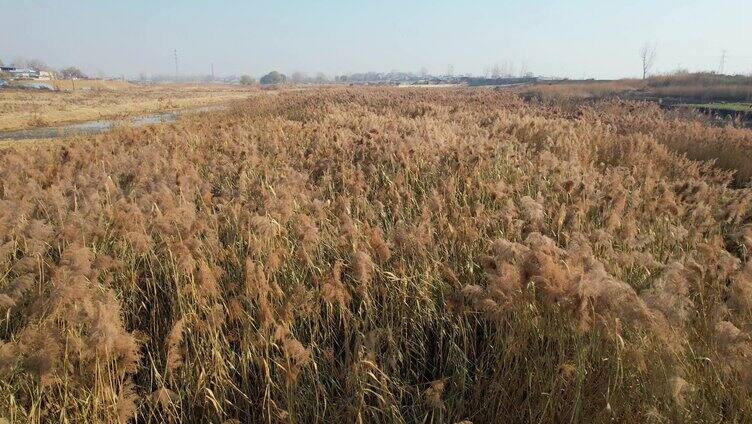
top-left (38, 70), bottom-right (55, 80)
top-left (9, 68), bottom-right (39, 79)
top-left (0, 67), bottom-right (55, 80)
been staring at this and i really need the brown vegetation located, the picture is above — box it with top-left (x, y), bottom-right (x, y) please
top-left (0, 84), bottom-right (255, 132)
top-left (1, 88), bottom-right (751, 422)
top-left (572, 100), bottom-right (752, 183)
top-left (519, 72), bottom-right (752, 103)
top-left (647, 72), bottom-right (752, 102)
top-left (516, 80), bottom-right (644, 100)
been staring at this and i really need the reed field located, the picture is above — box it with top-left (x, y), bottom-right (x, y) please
top-left (518, 73), bottom-right (752, 104)
top-left (1, 88), bottom-right (752, 423)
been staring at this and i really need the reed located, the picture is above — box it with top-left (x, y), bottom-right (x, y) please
top-left (0, 87), bottom-right (751, 423)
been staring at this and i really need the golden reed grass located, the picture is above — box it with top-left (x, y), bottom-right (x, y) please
top-left (0, 87), bottom-right (751, 422)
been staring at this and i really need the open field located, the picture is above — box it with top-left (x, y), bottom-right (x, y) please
top-left (1, 88), bottom-right (752, 422)
top-left (50, 79), bottom-right (135, 91)
top-left (0, 83), bottom-right (256, 132)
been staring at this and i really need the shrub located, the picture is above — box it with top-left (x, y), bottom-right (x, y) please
top-left (259, 71), bottom-right (286, 85)
top-left (239, 75), bottom-right (255, 85)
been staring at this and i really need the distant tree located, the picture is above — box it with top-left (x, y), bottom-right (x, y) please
top-left (27, 59), bottom-right (50, 71)
top-left (10, 57), bottom-right (26, 68)
top-left (259, 71), bottom-right (286, 85)
top-left (446, 64), bottom-right (454, 77)
top-left (11, 58), bottom-right (50, 70)
top-left (60, 67), bottom-right (87, 79)
top-left (314, 72), bottom-right (327, 83)
top-left (239, 75), bottom-right (255, 85)
top-left (501, 60), bottom-right (514, 77)
top-left (518, 62), bottom-right (529, 78)
top-left (640, 43), bottom-right (657, 79)
top-left (491, 64), bottom-right (501, 78)
top-left (290, 71), bottom-right (308, 83)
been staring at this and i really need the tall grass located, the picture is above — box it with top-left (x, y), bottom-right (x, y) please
top-left (518, 72), bottom-right (752, 102)
top-left (516, 80), bottom-right (644, 100)
top-left (575, 100), bottom-right (752, 183)
top-left (0, 88), bottom-right (751, 422)
top-left (647, 72), bottom-right (752, 102)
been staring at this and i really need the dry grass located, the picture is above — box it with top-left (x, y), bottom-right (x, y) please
top-left (518, 73), bottom-right (752, 103)
top-left (515, 80), bottom-right (645, 100)
top-left (651, 85), bottom-right (752, 102)
top-left (51, 79), bottom-right (135, 91)
top-left (572, 100), bottom-right (752, 183)
top-left (0, 84), bottom-right (256, 131)
top-left (1, 88), bottom-right (752, 423)
top-left (647, 73), bottom-right (752, 102)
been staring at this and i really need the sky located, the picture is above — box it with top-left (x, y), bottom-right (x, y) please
top-left (1, 0), bottom-right (751, 79)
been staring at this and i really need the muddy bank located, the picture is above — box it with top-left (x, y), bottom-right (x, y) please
top-left (0, 105), bottom-right (225, 141)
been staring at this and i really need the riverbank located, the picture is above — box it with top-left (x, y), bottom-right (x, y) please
top-left (0, 105), bottom-right (226, 142)
top-left (0, 83), bottom-right (255, 132)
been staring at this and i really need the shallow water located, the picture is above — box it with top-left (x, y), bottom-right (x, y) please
top-left (0, 105), bottom-right (224, 141)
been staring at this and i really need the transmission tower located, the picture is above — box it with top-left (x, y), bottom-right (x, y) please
top-left (719, 50), bottom-right (727, 75)
top-left (173, 49), bottom-right (179, 81)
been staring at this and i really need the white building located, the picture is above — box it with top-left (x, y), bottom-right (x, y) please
top-left (37, 70), bottom-right (55, 80)
top-left (0, 67), bottom-right (55, 80)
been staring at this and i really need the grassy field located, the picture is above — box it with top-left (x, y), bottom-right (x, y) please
top-left (0, 88), bottom-right (751, 423)
top-left (0, 83), bottom-right (256, 132)
top-left (50, 79), bottom-right (134, 91)
top-left (684, 102), bottom-right (752, 112)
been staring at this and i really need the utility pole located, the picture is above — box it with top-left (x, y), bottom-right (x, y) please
top-left (173, 49), bottom-right (179, 81)
top-left (718, 50), bottom-right (727, 75)
top-left (211, 63), bottom-right (215, 80)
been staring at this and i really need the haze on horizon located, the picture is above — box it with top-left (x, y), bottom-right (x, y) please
top-left (1, 0), bottom-right (751, 79)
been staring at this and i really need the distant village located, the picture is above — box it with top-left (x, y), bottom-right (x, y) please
top-left (0, 61), bottom-right (89, 89)
top-left (0, 66), bottom-right (56, 81)
top-left (1, 60), bottom-right (545, 90)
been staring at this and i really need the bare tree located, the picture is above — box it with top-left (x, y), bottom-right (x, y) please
top-left (640, 43), bottom-right (657, 79)
top-left (518, 62), bottom-right (529, 78)
top-left (491, 64), bottom-right (501, 78)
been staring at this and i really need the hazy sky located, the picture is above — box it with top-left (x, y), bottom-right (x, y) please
top-left (2, 0), bottom-right (751, 79)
